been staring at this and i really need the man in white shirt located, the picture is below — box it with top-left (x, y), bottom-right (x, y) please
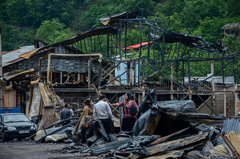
top-left (93, 95), bottom-right (113, 135)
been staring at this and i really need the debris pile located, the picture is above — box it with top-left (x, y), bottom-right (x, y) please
top-left (28, 88), bottom-right (240, 158)
top-left (58, 98), bottom-right (240, 158)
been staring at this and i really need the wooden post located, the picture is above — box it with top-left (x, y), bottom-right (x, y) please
top-left (0, 24), bottom-right (3, 108)
top-left (171, 63), bottom-right (173, 100)
top-left (234, 84), bottom-right (238, 116)
top-left (130, 61), bottom-right (133, 86)
top-left (47, 54), bottom-right (51, 84)
top-left (88, 58), bottom-right (91, 88)
top-left (98, 59), bottom-right (102, 89)
top-left (188, 58), bottom-right (192, 100)
top-left (224, 88), bottom-right (227, 117)
top-left (211, 61), bottom-right (215, 112)
top-left (233, 59), bottom-right (238, 116)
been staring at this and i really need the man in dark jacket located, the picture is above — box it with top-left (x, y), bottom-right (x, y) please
top-left (60, 104), bottom-right (72, 125)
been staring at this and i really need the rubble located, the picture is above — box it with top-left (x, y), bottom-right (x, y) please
top-left (24, 87), bottom-right (240, 159)
top-left (51, 97), bottom-right (230, 158)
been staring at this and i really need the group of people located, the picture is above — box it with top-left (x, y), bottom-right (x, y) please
top-left (60, 93), bottom-right (139, 135)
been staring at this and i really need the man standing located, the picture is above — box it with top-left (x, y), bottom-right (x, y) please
top-left (68, 103), bottom-right (74, 117)
top-left (93, 95), bottom-right (113, 136)
top-left (60, 104), bottom-right (72, 125)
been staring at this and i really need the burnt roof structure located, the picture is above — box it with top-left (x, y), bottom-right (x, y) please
top-left (2, 9), bottom-right (239, 117)
top-left (32, 9), bottom-right (237, 116)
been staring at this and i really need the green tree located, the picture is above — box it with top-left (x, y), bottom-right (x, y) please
top-left (180, 0), bottom-right (224, 30)
top-left (222, 34), bottom-right (240, 52)
top-left (35, 18), bottom-right (73, 44)
top-left (1, 22), bottom-right (35, 51)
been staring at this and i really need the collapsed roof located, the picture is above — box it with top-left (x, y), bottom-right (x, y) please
top-left (151, 31), bottom-right (227, 52)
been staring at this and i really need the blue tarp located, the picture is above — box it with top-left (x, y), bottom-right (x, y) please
top-left (0, 107), bottom-right (21, 114)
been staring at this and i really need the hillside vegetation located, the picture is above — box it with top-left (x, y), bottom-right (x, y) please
top-left (0, 0), bottom-right (239, 52)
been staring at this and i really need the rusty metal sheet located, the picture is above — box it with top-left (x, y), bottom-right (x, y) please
top-left (19, 49), bottom-right (38, 59)
top-left (38, 107), bottom-right (57, 130)
top-left (39, 82), bottom-right (51, 107)
top-left (4, 68), bottom-right (34, 81)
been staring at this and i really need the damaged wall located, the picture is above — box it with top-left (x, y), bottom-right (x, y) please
top-left (215, 85), bottom-right (236, 116)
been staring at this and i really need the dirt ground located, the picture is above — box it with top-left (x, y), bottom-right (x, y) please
top-left (0, 139), bottom-right (92, 159)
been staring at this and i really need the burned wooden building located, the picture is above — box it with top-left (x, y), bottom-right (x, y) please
top-left (0, 9), bottom-right (239, 118)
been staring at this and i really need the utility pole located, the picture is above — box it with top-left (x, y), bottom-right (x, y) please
top-left (0, 24), bottom-right (3, 108)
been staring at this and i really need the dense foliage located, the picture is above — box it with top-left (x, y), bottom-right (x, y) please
top-left (1, 0), bottom-right (239, 51)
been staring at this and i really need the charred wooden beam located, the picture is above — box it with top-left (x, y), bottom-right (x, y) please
top-left (141, 132), bottom-right (209, 157)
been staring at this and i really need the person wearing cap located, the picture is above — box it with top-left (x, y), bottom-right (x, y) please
top-left (83, 98), bottom-right (93, 118)
top-left (112, 93), bottom-right (139, 131)
top-left (93, 95), bottom-right (113, 135)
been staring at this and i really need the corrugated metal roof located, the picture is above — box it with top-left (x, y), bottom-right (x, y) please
top-left (4, 68), bottom-right (35, 80)
top-left (2, 45), bottom-right (36, 67)
top-left (222, 23), bottom-right (240, 31)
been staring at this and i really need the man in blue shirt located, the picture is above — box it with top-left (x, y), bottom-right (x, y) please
top-left (60, 104), bottom-right (72, 125)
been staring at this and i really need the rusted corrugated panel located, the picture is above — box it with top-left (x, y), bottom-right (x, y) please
top-left (38, 107), bottom-right (57, 130)
top-left (2, 46), bottom-right (35, 66)
top-left (221, 23), bottom-right (240, 31)
top-left (4, 68), bottom-right (34, 80)
top-left (19, 49), bottom-right (38, 59)
top-left (225, 131), bottom-right (240, 154)
top-left (3, 57), bottom-right (24, 67)
top-left (100, 10), bottom-right (139, 26)
top-left (39, 82), bottom-right (51, 107)
top-left (209, 144), bottom-right (229, 156)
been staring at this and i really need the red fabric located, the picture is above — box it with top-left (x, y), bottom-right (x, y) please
top-left (123, 41), bottom-right (153, 50)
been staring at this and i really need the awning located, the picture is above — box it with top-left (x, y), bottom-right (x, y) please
top-left (151, 31), bottom-right (227, 52)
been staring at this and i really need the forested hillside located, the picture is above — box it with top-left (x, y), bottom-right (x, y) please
top-left (0, 0), bottom-right (240, 52)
